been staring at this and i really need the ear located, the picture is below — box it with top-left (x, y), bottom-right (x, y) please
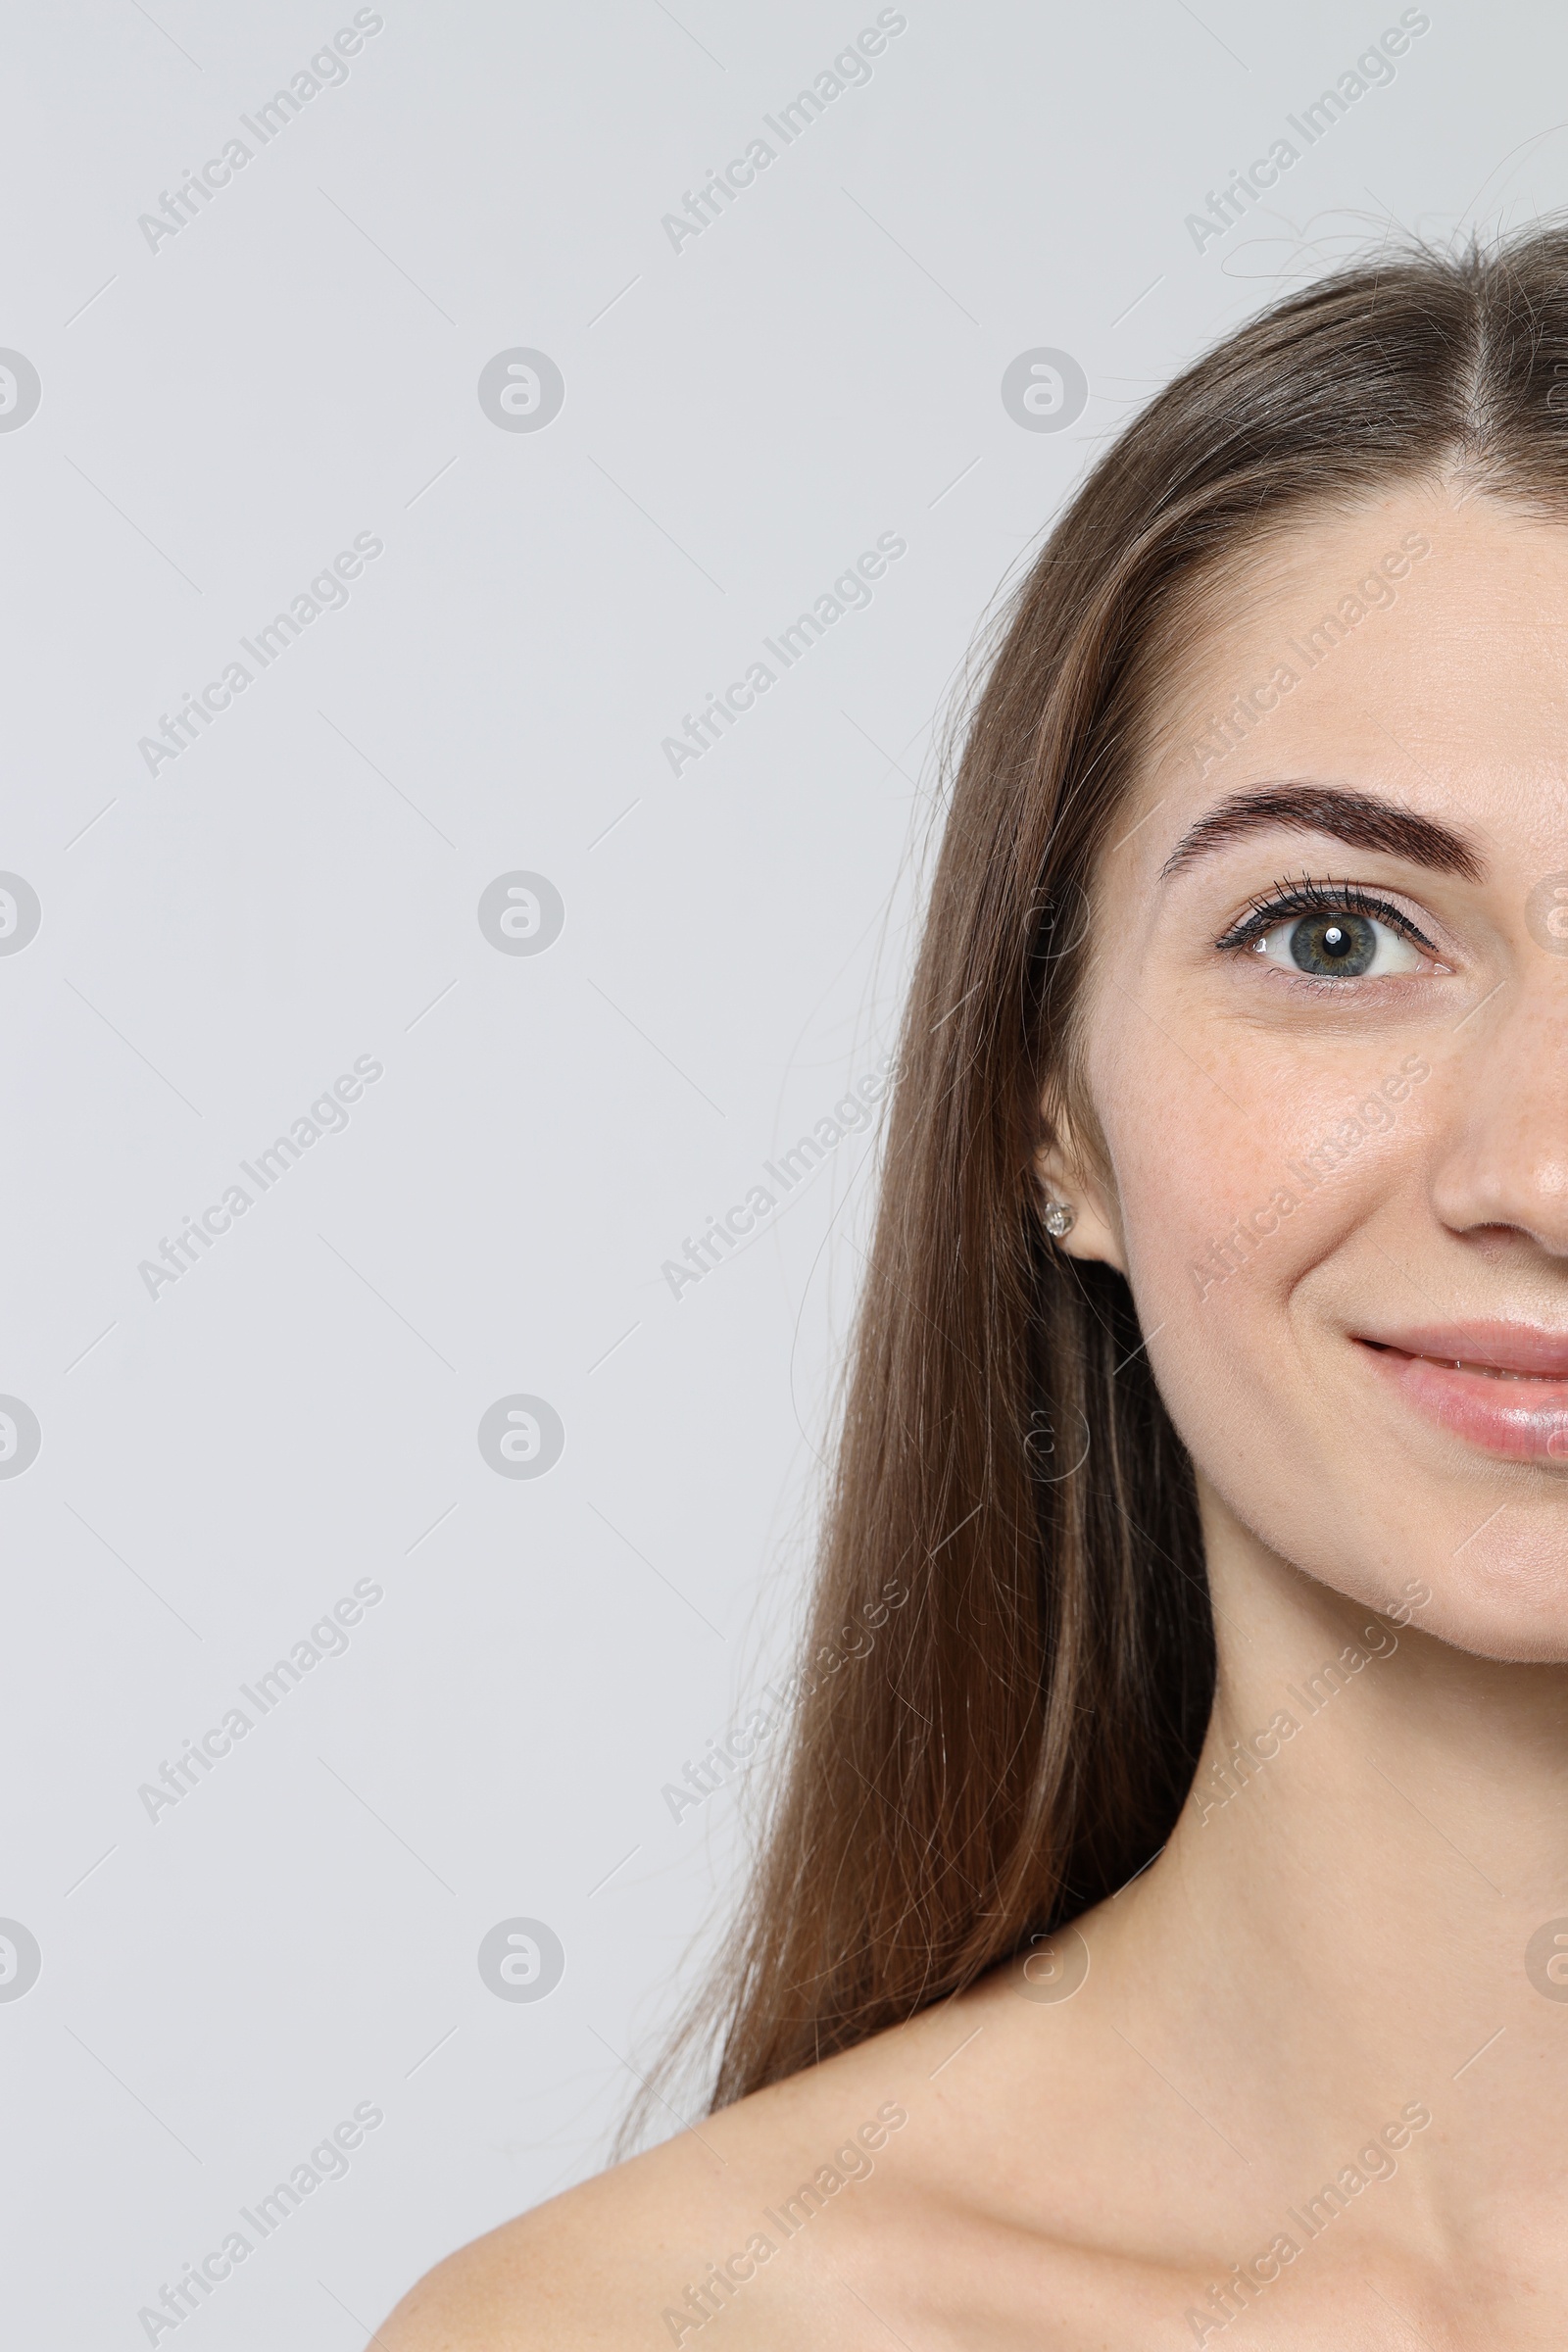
top-left (1034, 1096), bottom-right (1127, 1274)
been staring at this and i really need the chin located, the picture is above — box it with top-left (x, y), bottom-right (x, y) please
top-left (1416, 1543), bottom-right (1568, 1665)
top-left (1324, 1525), bottom-right (1568, 1666)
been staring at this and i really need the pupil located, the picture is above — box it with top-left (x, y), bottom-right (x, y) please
top-left (1290, 910), bottom-right (1376, 976)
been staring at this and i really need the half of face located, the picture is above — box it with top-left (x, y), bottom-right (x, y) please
top-left (1038, 486), bottom-right (1568, 1661)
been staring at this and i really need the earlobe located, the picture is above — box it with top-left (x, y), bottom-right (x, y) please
top-left (1038, 1186), bottom-right (1126, 1272)
top-left (1033, 1127), bottom-right (1127, 1273)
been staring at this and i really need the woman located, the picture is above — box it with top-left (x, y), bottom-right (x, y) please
top-left (381, 229), bottom-right (1568, 2345)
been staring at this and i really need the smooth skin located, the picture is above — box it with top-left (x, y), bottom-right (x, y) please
top-left (374, 485), bottom-right (1568, 2348)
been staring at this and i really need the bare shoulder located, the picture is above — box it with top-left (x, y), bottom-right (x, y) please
top-left (369, 1891), bottom-right (1449, 2345)
top-left (369, 1993), bottom-right (996, 2352)
top-left (369, 2129), bottom-right (727, 2351)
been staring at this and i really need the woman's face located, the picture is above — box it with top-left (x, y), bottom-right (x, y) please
top-left (1057, 485), bottom-right (1568, 1660)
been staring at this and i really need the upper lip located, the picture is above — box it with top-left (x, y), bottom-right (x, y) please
top-left (1356, 1322), bottom-right (1568, 1381)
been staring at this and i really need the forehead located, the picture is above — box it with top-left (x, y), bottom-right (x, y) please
top-left (1123, 487), bottom-right (1568, 873)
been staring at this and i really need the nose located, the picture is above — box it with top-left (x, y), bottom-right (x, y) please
top-left (1425, 961), bottom-right (1568, 1257)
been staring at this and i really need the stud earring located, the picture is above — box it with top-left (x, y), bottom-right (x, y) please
top-left (1043, 1200), bottom-right (1076, 1240)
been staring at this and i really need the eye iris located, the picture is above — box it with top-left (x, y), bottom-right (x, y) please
top-left (1289, 910), bottom-right (1377, 976)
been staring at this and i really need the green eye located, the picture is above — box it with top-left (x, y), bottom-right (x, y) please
top-left (1290, 910), bottom-right (1378, 974)
top-left (1217, 879), bottom-right (1442, 974)
top-left (1247, 906), bottom-right (1425, 978)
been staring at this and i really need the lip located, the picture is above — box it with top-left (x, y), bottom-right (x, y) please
top-left (1355, 1323), bottom-right (1568, 1462)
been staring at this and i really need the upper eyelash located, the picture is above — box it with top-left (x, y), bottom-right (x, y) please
top-left (1212, 873), bottom-right (1440, 957)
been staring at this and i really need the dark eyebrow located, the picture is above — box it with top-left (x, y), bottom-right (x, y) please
top-left (1158, 783), bottom-right (1487, 884)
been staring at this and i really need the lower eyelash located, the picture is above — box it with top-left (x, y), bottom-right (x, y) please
top-left (1213, 875), bottom-right (1435, 956)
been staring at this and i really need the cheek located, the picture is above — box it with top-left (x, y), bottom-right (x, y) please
top-left (1097, 1031), bottom-right (1409, 1450)
top-left (1100, 1028), bottom-right (1321, 1285)
top-left (1100, 1060), bottom-right (1568, 1655)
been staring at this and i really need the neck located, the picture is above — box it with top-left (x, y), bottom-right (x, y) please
top-left (1109, 1480), bottom-right (1568, 2243)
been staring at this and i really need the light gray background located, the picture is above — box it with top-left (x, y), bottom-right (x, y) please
top-left (0, 2), bottom-right (1554, 2340)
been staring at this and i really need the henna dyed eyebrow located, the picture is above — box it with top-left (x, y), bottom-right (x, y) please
top-left (1158, 783), bottom-right (1487, 884)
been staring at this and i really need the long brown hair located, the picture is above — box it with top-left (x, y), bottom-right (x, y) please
top-left (685, 226), bottom-right (1568, 2111)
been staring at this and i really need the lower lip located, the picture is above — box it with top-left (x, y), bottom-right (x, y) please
top-left (1359, 1344), bottom-right (1568, 1462)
